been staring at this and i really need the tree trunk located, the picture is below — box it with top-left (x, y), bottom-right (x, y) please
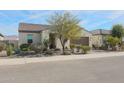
top-left (112, 45), bottom-right (116, 51)
top-left (121, 37), bottom-right (123, 46)
top-left (59, 36), bottom-right (64, 54)
top-left (62, 44), bottom-right (65, 54)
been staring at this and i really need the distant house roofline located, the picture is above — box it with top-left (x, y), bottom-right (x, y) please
top-left (4, 35), bottom-right (18, 41)
top-left (19, 22), bottom-right (49, 26)
top-left (80, 27), bottom-right (92, 35)
top-left (91, 29), bottom-right (112, 35)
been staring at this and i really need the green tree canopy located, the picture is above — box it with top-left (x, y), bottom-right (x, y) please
top-left (112, 24), bottom-right (124, 38)
top-left (47, 12), bottom-right (82, 54)
top-left (106, 36), bottom-right (120, 50)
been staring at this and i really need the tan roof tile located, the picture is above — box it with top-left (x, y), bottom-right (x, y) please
top-left (18, 23), bottom-right (49, 32)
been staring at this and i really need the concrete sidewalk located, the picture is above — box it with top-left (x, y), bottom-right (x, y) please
top-left (0, 51), bottom-right (124, 66)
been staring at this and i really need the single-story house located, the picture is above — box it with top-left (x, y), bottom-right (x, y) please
top-left (18, 23), bottom-right (92, 50)
top-left (0, 33), bottom-right (5, 51)
top-left (91, 29), bottom-right (111, 47)
top-left (0, 33), bottom-right (18, 49)
top-left (4, 35), bottom-right (19, 48)
top-left (18, 23), bottom-right (70, 50)
top-left (0, 34), bottom-right (18, 57)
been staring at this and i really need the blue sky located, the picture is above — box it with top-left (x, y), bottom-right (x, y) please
top-left (1, 10), bottom-right (124, 35)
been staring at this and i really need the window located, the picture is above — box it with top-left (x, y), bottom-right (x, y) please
top-left (27, 34), bottom-right (33, 44)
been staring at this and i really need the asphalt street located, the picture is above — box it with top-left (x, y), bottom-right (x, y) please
top-left (0, 56), bottom-right (124, 83)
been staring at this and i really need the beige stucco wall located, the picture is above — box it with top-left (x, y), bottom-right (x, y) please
top-left (19, 30), bottom-right (70, 50)
top-left (0, 36), bottom-right (4, 41)
top-left (122, 37), bottom-right (124, 42)
top-left (42, 30), bottom-right (70, 50)
top-left (19, 32), bottom-right (41, 46)
top-left (56, 38), bottom-right (70, 50)
top-left (41, 30), bottom-right (49, 42)
top-left (92, 35), bottom-right (103, 47)
top-left (92, 35), bottom-right (110, 47)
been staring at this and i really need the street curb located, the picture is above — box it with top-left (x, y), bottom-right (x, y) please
top-left (0, 52), bottom-right (124, 66)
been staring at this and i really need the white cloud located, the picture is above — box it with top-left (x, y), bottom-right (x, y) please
top-left (18, 11), bottom-right (56, 23)
top-left (80, 20), bottom-right (89, 25)
top-left (2, 10), bottom-right (124, 35)
top-left (87, 11), bottom-right (124, 29)
top-left (6, 11), bottom-right (54, 27)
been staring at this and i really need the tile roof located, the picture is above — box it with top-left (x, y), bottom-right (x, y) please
top-left (18, 23), bottom-right (49, 32)
top-left (91, 29), bottom-right (112, 35)
top-left (18, 23), bottom-right (90, 36)
top-left (80, 27), bottom-right (92, 35)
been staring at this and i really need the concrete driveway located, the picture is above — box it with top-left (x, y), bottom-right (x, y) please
top-left (0, 56), bottom-right (124, 82)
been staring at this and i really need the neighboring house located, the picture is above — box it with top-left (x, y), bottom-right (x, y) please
top-left (0, 33), bottom-right (4, 41)
top-left (4, 35), bottom-right (19, 48)
top-left (18, 23), bottom-right (70, 50)
top-left (71, 28), bottom-right (92, 47)
top-left (0, 33), bottom-right (4, 51)
top-left (91, 29), bottom-right (111, 47)
top-left (0, 33), bottom-right (4, 49)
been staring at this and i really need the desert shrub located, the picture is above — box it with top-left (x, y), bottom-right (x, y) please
top-left (99, 45), bottom-right (108, 50)
top-left (54, 48), bottom-right (61, 51)
top-left (0, 45), bottom-right (3, 52)
top-left (6, 45), bottom-right (13, 56)
top-left (54, 48), bottom-right (61, 55)
top-left (121, 45), bottom-right (124, 51)
top-left (65, 46), bottom-right (68, 50)
top-left (29, 44), bottom-right (42, 53)
top-left (45, 49), bottom-right (53, 55)
top-left (43, 48), bottom-right (47, 52)
top-left (70, 44), bottom-right (77, 53)
top-left (70, 44), bottom-right (76, 49)
top-left (76, 45), bottom-right (81, 52)
top-left (0, 42), bottom-right (6, 52)
top-left (63, 50), bottom-right (71, 55)
top-left (76, 45), bottom-right (81, 49)
top-left (106, 36), bottom-right (120, 51)
top-left (32, 48), bottom-right (41, 53)
top-left (20, 44), bottom-right (30, 51)
top-left (14, 48), bottom-right (20, 54)
top-left (80, 45), bottom-right (91, 54)
top-left (92, 44), bottom-right (100, 50)
top-left (43, 39), bottom-right (50, 50)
